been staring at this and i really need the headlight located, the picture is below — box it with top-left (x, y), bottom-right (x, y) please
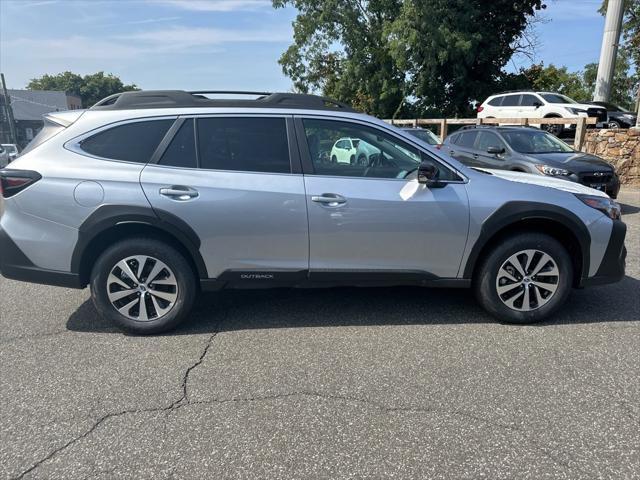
top-left (576, 194), bottom-right (621, 220)
top-left (566, 107), bottom-right (587, 115)
top-left (535, 164), bottom-right (571, 176)
top-left (623, 114), bottom-right (635, 120)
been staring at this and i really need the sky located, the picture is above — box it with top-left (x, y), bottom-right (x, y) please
top-left (0, 0), bottom-right (607, 91)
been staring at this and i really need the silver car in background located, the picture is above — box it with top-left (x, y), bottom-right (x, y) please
top-left (0, 91), bottom-right (627, 334)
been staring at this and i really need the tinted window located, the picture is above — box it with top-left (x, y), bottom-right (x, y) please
top-left (520, 94), bottom-right (539, 106)
top-left (159, 119), bottom-right (196, 168)
top-left (540, 93), bottom-right (576, 104)
top-left (303, 119), bottom-right (459, 181)
top-left (457, 131), bottom-right (478, 148)
top-left (487, 97), bottom-right (503, 106)
top-left (405, 128), bottom-right (439, 145)
top-left (80, 119), bottom-right (173, 162)
top-left (197, 117), bottom-right (290, 173)
top-left (501, 95), bottom-right (520, 107)
top-left (304, 119), bottom-right (423, 179)
top-left (474, 131), bottom-right (505, 151)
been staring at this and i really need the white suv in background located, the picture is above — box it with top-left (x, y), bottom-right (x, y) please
top-left (477, 91), bottom-right (608, 136)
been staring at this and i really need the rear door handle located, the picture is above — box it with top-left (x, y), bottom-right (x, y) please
top-left (311, 193), bottom-right (347, 207)
top-left (159, 186), bottom-right (199, 201)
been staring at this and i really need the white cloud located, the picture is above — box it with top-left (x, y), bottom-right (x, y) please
top-left (150, 0), bottom-right (271, 12)
top-left (3, 25), bottom-right (291, 61)
top-left (120, 26), bottom-right (291, 50)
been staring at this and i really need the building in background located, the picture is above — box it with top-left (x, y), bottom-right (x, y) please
top-left (0, 90), bottom-right (82, 149)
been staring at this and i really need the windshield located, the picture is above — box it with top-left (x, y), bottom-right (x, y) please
top-left (501, 130), bottom-right (574, 154)
top-left (405, 129), bottom-right (439, 145)
top-left (540, 93), bottom-right (577, 104)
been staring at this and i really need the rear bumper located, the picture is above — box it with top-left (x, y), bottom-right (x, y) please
top-left (0, 227), bottom-right (83, 288)
top-left (581, 219), bottom-right (626, 287)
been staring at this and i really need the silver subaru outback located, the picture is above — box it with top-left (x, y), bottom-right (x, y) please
top-left (0, 91), bottom-right (627, 334)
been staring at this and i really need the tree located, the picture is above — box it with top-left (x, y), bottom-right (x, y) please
top-left (27, 71), bottom-right (138, 108)
top-left (518, 64), bottom-right (590, 101)
top-left (583, 50), bottom-right (637, 109)
top-left (273, 0), bottom-right (545, 118)
top-left (600, 0), bottom-right (640, 108)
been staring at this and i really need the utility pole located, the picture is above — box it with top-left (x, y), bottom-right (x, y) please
top-left (0, 73), bottom-right (18, 144)
top-left (593, 0), bottom-right (624, 102)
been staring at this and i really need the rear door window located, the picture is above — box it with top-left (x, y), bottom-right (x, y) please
top-left (197, 117), bottom-right (291, 173)
top-left (158, 119), bottom-right (197, 169)
top-left (501, 95), bottom-right (520, 107)
top-left (457, 131), bottom-right (478, 148)
top-left (80, 119), bottom-right (173, 162)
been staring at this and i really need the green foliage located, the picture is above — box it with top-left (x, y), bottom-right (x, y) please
top-left (273, 0), bottom-right (545, 117)
top-left (600, 0), bottom-right (639, 108)
top-left (27, 71), bottom-right (138, 108)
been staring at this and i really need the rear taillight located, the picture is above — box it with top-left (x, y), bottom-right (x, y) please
top-left (477, 105), bottom-right (484, 112)
top-left (0, 170), bottom-right (42, 198)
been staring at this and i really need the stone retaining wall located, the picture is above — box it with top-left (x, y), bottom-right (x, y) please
top-left (580, 128), bottom-right (639, 185)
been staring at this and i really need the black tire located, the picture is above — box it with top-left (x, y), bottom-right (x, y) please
top-left (543, 117), bottom-right (563, 137)
top-left (90, 237), bottom-right (197, 334)
top-left (350, 154), bottom-right (356, 164)
top-left (331, 155), bottom-right (337, 163)
top-left (608, 120), bottom-right (621, 129)
top-left (474, 233), bottom-right (573, 324)
top-left (357, 154), bottom-right (367, 165)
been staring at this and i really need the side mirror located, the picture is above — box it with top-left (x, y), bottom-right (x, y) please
top-left (417, 161), bottom-right (444, 187)
top-left (487, 146), bottom-right (505, 155)
top-left (533, 101), bottom-right (543, 108)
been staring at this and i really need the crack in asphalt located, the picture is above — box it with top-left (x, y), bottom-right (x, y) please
top-left (11, 332), bottom-right (219, 480)
top-left (11, 329), bottom-right (593, 479)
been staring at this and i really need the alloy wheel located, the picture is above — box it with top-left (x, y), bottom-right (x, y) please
top-left (106, 255), bottom-right (178, 321)
top-left (495, 249), bottom-right (560, 312)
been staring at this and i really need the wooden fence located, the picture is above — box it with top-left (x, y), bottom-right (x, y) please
top-left (385, 117), bottom-right (597, 150)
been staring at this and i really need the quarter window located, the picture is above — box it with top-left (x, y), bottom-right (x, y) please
top-left (197, 117), bottom-right (290, 173)
top-left (487, 97), bottom-right (503, 106)
top-left (80, 119), bottom-right (173, 162)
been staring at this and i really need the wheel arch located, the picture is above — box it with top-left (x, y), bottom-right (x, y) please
top-left (71, 205), bottom-right (207, 287)
top-left (463, 202), bottom-right (590, 287)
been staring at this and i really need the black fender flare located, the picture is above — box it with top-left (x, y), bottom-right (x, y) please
top-left (71, 205), bottom-right (208, 280)
top-left (462, 201), bottom-right (591, 281)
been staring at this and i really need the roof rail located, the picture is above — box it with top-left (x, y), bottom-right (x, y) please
top-left (90, 90), bottom-right (357, 112)
top-left (495, 90), bottom-right (536, 95)
top-left (459, 124), bottom-right (535, 131)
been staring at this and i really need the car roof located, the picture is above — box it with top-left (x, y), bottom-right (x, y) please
top-left (453, 125), bottom-right (541, 134)
top-left (91, 90), bottom-right (357, 113)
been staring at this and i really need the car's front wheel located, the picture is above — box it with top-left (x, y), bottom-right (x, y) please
top-left (474, 233), bottom-right (573, 324)
top-left (90, 238), bottom-right (197, 334)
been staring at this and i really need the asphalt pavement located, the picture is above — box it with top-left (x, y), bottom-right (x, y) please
top-left (1, 189), bottom-right (639, 480)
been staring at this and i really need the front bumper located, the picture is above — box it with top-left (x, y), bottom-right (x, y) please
top-left (567, 172), bottom-right (621, 199)
top-left (581, 219), bottom-right (626, 287)
top-left (0, 226), bottom-right (83, 288)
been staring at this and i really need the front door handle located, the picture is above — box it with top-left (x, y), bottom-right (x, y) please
top-left (159, 186), bottom-right (199, 201)
top-left (311, 193), bottom-right (347, 207)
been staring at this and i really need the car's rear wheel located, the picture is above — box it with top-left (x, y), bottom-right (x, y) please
top-left (608, 120), bottom-right (621, 129)
top-left (90, 238), bottom-right (197, 334)
top-left (474, 233), bottom-right (573, 324)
